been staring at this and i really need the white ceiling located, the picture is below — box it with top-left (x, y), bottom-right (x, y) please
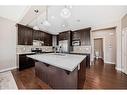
top-left (28, 6), bottom-right (127, 34)
top-left (0, 6), bottom-right (28, 22)
top-left (0, 6), bottom-right (127, 34)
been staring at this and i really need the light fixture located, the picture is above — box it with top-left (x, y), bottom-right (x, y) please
top-left (43, 6), bottom-right (51, 26)
top-left (60, 6), bottom-right (71, 18)
top-left (33, 9), bottom-right (39, 30)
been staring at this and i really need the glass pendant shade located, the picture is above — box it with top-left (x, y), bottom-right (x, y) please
top-left (60, 8), bottom-right (71, 18)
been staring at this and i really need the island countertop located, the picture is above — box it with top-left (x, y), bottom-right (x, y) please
top-left (27, 53), bottom-right (86, 72)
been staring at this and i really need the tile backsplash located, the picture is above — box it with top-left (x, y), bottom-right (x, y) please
top-left (72, 46), bottom-right (91, 54)
top-left (16, 45), bottom-right (53, 53)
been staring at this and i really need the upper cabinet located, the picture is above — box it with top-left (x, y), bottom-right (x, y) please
top-left (58, 31), bottom-right (72, 41)
top-left (18, 24), bottom-right (33, 45)
top-left (33, 30), bottom-right (44, 41)
top-left (57, 30), bottom-right (72, 47)
top-left (58, 31), bottom-right (68, 41)
top-left (72, 28), bottom-right (91, 46)
top-left (17, 24), bottom-right (52, 46)
top-left (44, 33), bottom-right (52, 46)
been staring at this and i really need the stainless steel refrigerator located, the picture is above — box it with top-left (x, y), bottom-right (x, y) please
top-left (58, 40), bottom-right (69, 53)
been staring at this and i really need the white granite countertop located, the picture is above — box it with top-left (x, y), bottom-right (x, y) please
top-left (16, 52), bottom-right (36, 55)
top-left (27, 53), bottom-right (86, 72)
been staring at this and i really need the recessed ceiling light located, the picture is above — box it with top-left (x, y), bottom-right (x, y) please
top-left (34, 9), bottom-right (39, 13)
top-left (62, 24), bottom-right (66, 27)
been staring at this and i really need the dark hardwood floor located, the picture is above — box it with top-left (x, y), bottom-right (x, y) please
top-left (11, 68), bottom-right (51, 89)
top-left (11, 59), bottom-right (127, 89)
top-left (84, 59), bottom-right (127, 89)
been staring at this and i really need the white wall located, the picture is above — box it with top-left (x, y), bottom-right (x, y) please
top-left (121, 14), bottom-right (127, 72)
top-left (92, 28), bottom-right (116, 64)
top-left (0, 17), bottom-right (16, 72)
top-left (91, 20), bottom-right (122, 71)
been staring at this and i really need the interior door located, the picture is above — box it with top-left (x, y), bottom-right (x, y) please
top-left (94, 38), bottom-right (103, 59)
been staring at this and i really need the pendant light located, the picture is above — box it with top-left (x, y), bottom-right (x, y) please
top-left (43, 6), bottom-right (51, 26)
top-left (60, 6), bottom-right (71, 18)
top-left (33, 9), bottom-right (39, 30)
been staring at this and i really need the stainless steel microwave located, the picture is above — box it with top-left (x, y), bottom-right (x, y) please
top-left (72, 40), bottom-right (80, 46)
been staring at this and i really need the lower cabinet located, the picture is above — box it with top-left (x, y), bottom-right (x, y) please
top-left (19, 54), bottom-right (35, 70)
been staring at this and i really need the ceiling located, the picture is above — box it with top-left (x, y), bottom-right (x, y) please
top-left (0, 6), bottom-right (127, 34)
top-left (28, 6), bottom-right (127, 34)
top-left (0, 6), bottom-right (28, 22)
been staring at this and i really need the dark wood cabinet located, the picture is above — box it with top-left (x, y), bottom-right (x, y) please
top-left (17, 24), bottom-right (52, 46)
top-left (19, 53), bottom-right (35, 71)
top-left (72, 31), bottom-right (80, 40)
top-left (18, 24), bottom-right (33, 45)
top-left (72, 28), bottom-right (91, 46)
top-left (58, 31), bottom-right (71, 41)
top-left (33, 30), bottom-right (44, 41)
top-left (70, 53), bottom-right (90, 68)
top-left (33, 30), bottom-right (39, 40)
top-left (44, 33), bottom-right (52, 46)
top-left (35, 58), bottom-right (86, 89)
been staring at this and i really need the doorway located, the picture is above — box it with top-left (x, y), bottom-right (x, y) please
top-left (94, 38), bottom-right (103, 60)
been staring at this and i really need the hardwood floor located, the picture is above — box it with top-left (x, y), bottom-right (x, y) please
top-left (11, 68), bottom-right (51, 89)
top-left (84, 59), bottom-right (127, 89)
top-left (11, 59), bottom-right (127, 89)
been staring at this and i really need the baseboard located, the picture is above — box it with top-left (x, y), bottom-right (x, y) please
top-left (104, 61), bottom-right (115, 64)
top-left (0, 66), bottom-right (17, 73)
top-left (115, 67), bottom-right (122, 71)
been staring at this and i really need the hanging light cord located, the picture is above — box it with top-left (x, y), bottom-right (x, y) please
top-left (46, 6), bottom-right (48, 21)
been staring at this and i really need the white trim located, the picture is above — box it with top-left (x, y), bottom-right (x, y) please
top-left (0, 66), bottom-right (17, 73)
top-left (115, 67), bottom-right (122, 71)
top-left (104, 61), bottom-right (115, 64)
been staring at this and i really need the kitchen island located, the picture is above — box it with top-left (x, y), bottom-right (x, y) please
top-left (27, 53), bottom-right (86, 89)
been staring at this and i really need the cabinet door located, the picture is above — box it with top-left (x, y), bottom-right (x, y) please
top-left (25, 28), bottom-right (33, 45)
top-left (84, 31), bottom-right (90, 45)
top-left (80, 30), bottom-right (85, 46)
top-left (18, 25), bottom-right (26, 45)
top-left (72, 31), bottom-right (80, 40)
top-left (18, 24), bottom-right (33, 45)
top-left (59, 32), bottom-right (67, 40)
top-left (19, 55), bottom-right (27, 70)
top-left (19, 54), bottom-right (35, 70)
top-left (40, 32), bottom-right (44, 41)
top-left (33, 31), bottom-right (39, 40)
top-left (79, 28), bottom-right (91, 46)
top-left (58, 31), bottom-right (70, 41)
top-left (44, 33), bottom-right (52, 46)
